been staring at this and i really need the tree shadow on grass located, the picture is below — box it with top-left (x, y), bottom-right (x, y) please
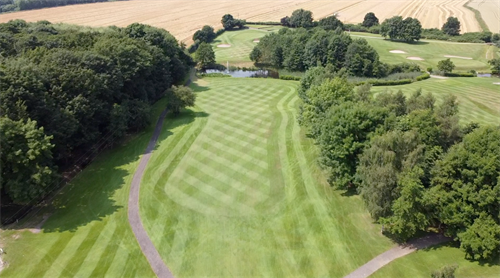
top-left (2, 106), bottom-right (209, 233)
top-left (383, 38), bottom-right (430, 45)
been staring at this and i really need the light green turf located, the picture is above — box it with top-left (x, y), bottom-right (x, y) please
top-left (0, 100), bottom-right (173, 277)
top-left (371, 76), bottom-right (500, 126)
top-left (211, 28), bottom-right (274, 66)
top-left (350, 33), bottom-right (499, 72)
top-left (139, 77), bottom-right (395, 278)
top-left (370, 242), bottom-right (500, 278)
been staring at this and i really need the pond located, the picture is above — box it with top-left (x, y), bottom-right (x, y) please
top-left (204, 69), bottom-right (279, 78)
top-left (477, 73), bottom-right (492, 77)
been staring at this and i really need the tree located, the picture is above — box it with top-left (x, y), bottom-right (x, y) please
top-left (280, 16), bottom-right (290, 27)
top-left (289, 9), bottom-right (314, 28)
top-left (221, 14), bottom-right (245, 30)
top-left (0, 117), bottom-right (57, 204)
top-left (344, 38), bottom-right (380, 77)
top-left (195, 42), bottom-right (215, 69)
top-left (193, 25), bottom-right (215, 43)
top-left (318, 15), bottom-right (343, 30)
top-left (442, 17), bottom-right (461, 36)
top-left (380, 16), bottom-right (421, 42)
top-left (437, 58), bottom-right (455, 73)
top-left (166, 85), bottom-right (196, 115)
top-left (362, 12), bottom-right (379, 27)
top-left (431, 265), bottom-right (458, 278)
top-left (428, 126), bottom-right (500, 261)
top-left (488, 58), bottom-right (500, 74)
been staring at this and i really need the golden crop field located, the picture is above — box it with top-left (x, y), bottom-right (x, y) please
top-left (468, 0), bottom-right (500, 33)
top-left (0, 0), bottom-right (485, 42)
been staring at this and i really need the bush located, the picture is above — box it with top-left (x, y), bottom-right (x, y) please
top-left (431, 264), bottom-right (458, 278)
top-left (416, 72), bottom-right (430, 81)
top-left (279, 75), bottom-right (301, 81)
top-left (199, 72), bottom-right (231, 78)
top-left (444, 72), bottom-right (475, 77)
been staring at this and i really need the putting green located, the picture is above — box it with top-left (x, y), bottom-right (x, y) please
top-left (139, 77), bottom-right (394, 277)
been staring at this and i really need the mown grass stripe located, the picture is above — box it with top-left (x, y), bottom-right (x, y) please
top-left (88, 223), bottom-right (125, 277)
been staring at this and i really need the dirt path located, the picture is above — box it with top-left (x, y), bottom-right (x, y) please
top-left (344, 234), bottom-right (450, 278)
top-left (128, 107), bottom-right (174, 278)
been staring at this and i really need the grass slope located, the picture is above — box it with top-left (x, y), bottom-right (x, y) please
top-left (350, 33), bottom-right (499, 72)
top-left (211, 27), bottom-right (276, 67)
top-left (139, 77), bottom-right (394, 277)
top-left (0, 101), bottom-right (174, 277)
top-left (370, 242), bottom-right (500, 278)
top-left (371, 76), bottom-right (500, 125)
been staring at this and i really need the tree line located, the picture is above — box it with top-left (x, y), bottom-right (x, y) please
top-left (250, 27), bottom-right (421, 77)
top-left (0, 0), bottom-right (112, 13)
top-left (0, 20), bottom-right (193, 205)
top-left (298, 65), bottom-right (500, 261)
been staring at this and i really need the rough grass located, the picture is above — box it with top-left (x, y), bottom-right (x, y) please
top-left (0, 99), bottom-right (172, 277)
top-left (371, 76), bottom-right (500, 126)
top-left (350, 33), bottom-right (499, 72)
top-left (370, 242), bottom-right (500, 278)
top-left (139, 77), bottom-right (395, 277)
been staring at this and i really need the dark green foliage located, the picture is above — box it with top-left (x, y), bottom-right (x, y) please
top-left (0, 0), bottom-right (110, 13)
top-left (442, 17), bottom-right (461, 36)
top-left (221, 14), bottom-right (246, 30)
top-left (437, 58), bottom-right (455, 73)
top-left (362, 12), bottom-right (379, 27)
top-left (193, 25), bottom-right (216, 43)
top-left (344, 38), bottom-right (381, 77)
top-left (380, 16), bottom-right (422, 42)
top-left (429, 126), bottom-right (500, 260)
top-left (0, 20), bottom-right (192, 204)
top-left (279, 75), bottom-right (301, 81)
top-left (318, 15), bottom-right (343, 30)
top-left (431, 264), bottom-right (458, 278)
top-left (488, 58), bottom-right (500, 74)
top-left (165, 86), bottom-right (196, 115)
top-left (195, 42), bottom-right (215, 69)
top-left (443, 72), bottom-right (475, 77)
top-left (289, 9), bottom-right (314, 28)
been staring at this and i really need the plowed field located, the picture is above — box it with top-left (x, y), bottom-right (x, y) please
top-left (0, 0), bottom-right (484, 43)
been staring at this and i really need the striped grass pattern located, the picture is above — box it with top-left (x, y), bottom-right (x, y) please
top-left (139, 78), bottom-right (394, 278)
top-left (372, 77), bottom-right (500, 125)
top-left (211, 29), bottom-right (271, 66)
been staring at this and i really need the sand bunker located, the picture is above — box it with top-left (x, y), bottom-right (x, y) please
top-left (407, 56), bottom-right (424, 61)
top-left (431, 75), bottom-right (448, 79)
top-left (444, 55), bottom-right (472, 60)
top-left (217, 44), bottom-right (231, 48)
top-left (253, 39), bottom-right (260, 43)
top-left (493, 82), bottom-right (500, 85)
top-left (390, 50), bottom-right (406, 54)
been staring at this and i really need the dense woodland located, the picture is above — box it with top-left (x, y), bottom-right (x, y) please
top-left (0, 20), bottom-right (193, 205)
top-left (298, 65), bottom-right (500, 261)
top-left (0, 0), bottom-right (112, 13)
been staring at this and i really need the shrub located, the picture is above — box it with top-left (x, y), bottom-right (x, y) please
top-left (279, 75), bottom-right (301, 81)
top-left (416, 72), bottom-right (430, 81)
top-left (444, 72), bottom-right (475, 77)
top-left (431, 264), bottom-right (458, 278)
top-left (199, 72), bottom-right (231, 78)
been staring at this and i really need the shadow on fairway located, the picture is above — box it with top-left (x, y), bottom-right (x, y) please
top-left (3, 105), bottom-right (209, 233)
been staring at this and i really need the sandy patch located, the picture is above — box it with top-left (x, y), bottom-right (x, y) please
top-left (444, 55), bottom-right (472, 60)
top-left (390, 50), bottom-right (406, 54)
top-left (217, 44), bottom-right (231, 48)
top-left (407, 56), bottom-right (424, 61)
top-left (493, 82), bottom-right (500, 85)
top-left (253, 39), bottom-right (260, 43)
top-left (431, 75), bottom-right (448, 79)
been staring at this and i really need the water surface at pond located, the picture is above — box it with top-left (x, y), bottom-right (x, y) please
top-left (204, 69), bottom-right (278, 78)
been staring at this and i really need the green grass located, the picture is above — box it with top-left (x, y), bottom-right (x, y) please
top-left (139, 77), bottom-right (395, 277)
top-left (370, 242), bottom-right (500, 278)
top-left (211, 28), bottom-right (275, 67)
top-left (350, 33), bottom-right (499, 72)
top-left (371, 76), bottom-right (500, 126)
top-left (0, 100), bottom-right (173, 277)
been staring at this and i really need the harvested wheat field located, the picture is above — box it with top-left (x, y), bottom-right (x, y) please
top-left (0, 0), bottom-right (483, 42)
top-left (467, 0), bottom-right (500, 33)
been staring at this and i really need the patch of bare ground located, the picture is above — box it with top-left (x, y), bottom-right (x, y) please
top-left (407, 56), bottom-right (425, 60)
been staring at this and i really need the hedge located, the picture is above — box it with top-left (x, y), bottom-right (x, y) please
top-left (246, 21), bottom-right (281, 26)
top-left (444, 72), bottom-right (476, 77)
top-left (416, 73), bottom-right (430, 81)
top-left (199, 73), bottom-right (231, 78)
top-left (279, 75), bottom-right (301, 81)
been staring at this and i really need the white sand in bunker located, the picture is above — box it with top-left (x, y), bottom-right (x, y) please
top-left (390, 50), bottom-right (406, 54)
top-left (493, 82), bottom-right (500, 85)
top-left (253, 39), bottom-right (260, 43)
top-left (407, 56), bottom-right (424, 61)
top-left (217, 44), bottom-right (231, 48)
top-left (444, 55), bottom-right (473, 60)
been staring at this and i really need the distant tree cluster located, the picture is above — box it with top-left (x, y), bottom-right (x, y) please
top-left (298, 69), bottom-right (500, 261)
top-left (193, 25), bottom-right (216, 44)
top-left (0, 20), bottom-right (193, 204)
top-left (280, 9), bottom-right (343, 30)
top-left (442, 17), bottom-right (461, 36)
top-left (250, 27), bottom-right (420, 77)
top-left (380, 16), bottom-right (422, 42)
top-left (0, 0), bottom-right (110, 13)
top-left (221, 14), bottom-right (246, 30)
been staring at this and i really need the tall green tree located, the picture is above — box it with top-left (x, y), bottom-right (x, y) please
top-left (318, 15), bottom-right (343, 30)
top-left (437, 58), bottom-right (455, 73)
top-left (488, 58), bottom-right (500, 74)
top-left (289, 9), bottom-right (314, 28)
top-left (381, 16), bottom-right (421, 42)
top-left (193, 25), bottom-right (216, 43)
top-left (442, 17), bottom-right (461, 36)
top-left (362, 12), bottom-right (379, 27)
top-left (166, 85), bottom-right (196, 115)
top-left (195, 42), bottom-right (215, 69)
